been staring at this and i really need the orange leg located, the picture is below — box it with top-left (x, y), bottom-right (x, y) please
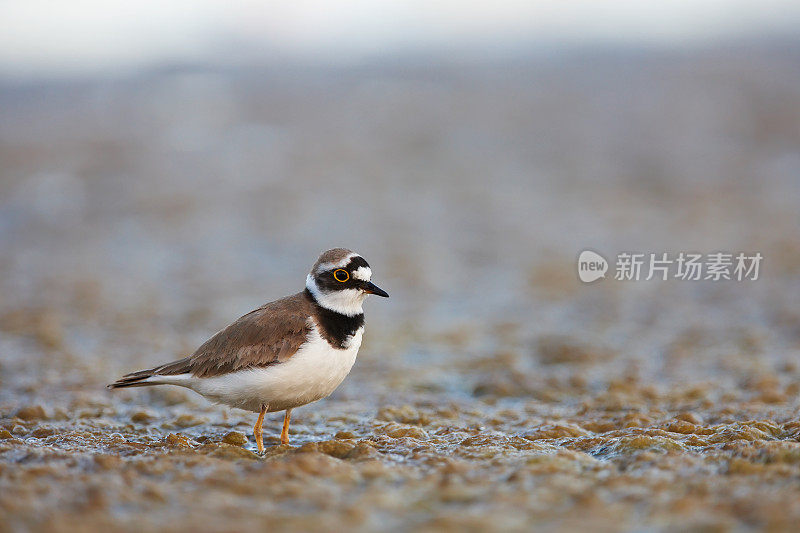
top-left (280, 409), bottom-right (292, 445)
top-left (254, 403), bottom-right (267, 454)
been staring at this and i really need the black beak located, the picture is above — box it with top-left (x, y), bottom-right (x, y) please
top-left (362, 281), bottom-right (389, 297)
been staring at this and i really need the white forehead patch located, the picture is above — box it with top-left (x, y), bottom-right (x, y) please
top-left (315, 253), bottom-right (360, 274)
top-left (352, 266), bottom-right (372, 281)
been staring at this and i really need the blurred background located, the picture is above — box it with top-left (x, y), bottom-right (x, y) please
top-left (2, 2), bottom-right (800, 531)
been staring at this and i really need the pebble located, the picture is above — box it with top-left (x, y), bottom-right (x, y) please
top-left (15, 405), bottom-right (46, 421)
top-left (222, 431), bottom-right (248, 446)
top-left (172, 414), bottom-right (206, 428)
top-left (165, 433), bottom-right (193, 448)
top-left (131, 411), bottom-right (155, 424)
top-left (375, 422), bottom-right (429, 440)
top-left (31, 427), bottom-right (56, 438)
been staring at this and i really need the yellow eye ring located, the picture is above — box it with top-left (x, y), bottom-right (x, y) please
top-left (333, 269), bottom-right (349, 282)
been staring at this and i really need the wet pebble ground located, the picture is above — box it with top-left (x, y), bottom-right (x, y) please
top-left (2, 47), bottom-right (800, 531)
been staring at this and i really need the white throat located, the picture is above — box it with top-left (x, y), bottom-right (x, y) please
top-left (306, 274), bottom-right (366, 317)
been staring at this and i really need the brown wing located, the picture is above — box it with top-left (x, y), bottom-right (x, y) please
top-left (148, 291), bottom-right (314, 379)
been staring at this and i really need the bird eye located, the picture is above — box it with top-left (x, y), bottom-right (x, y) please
top-left (333, 269), bottom-right (349, 282)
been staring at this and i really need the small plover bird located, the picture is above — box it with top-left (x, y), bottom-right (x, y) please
top-left (109, 248), bottom-right (388, 452)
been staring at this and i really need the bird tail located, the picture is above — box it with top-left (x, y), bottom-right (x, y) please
top-left (108, 357), bottom-right (193, 389)
top-left (107, 369), bottom-right (160, 389)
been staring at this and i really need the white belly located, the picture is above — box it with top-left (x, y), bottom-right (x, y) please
top-left (175, 325), bottom-right (363, 412)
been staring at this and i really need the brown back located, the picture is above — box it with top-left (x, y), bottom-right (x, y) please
top-left (151, 291), bottom-right (315, 378)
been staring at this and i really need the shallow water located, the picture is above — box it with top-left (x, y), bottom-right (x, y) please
top-left (2, 47), bottom-right (800, 531)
